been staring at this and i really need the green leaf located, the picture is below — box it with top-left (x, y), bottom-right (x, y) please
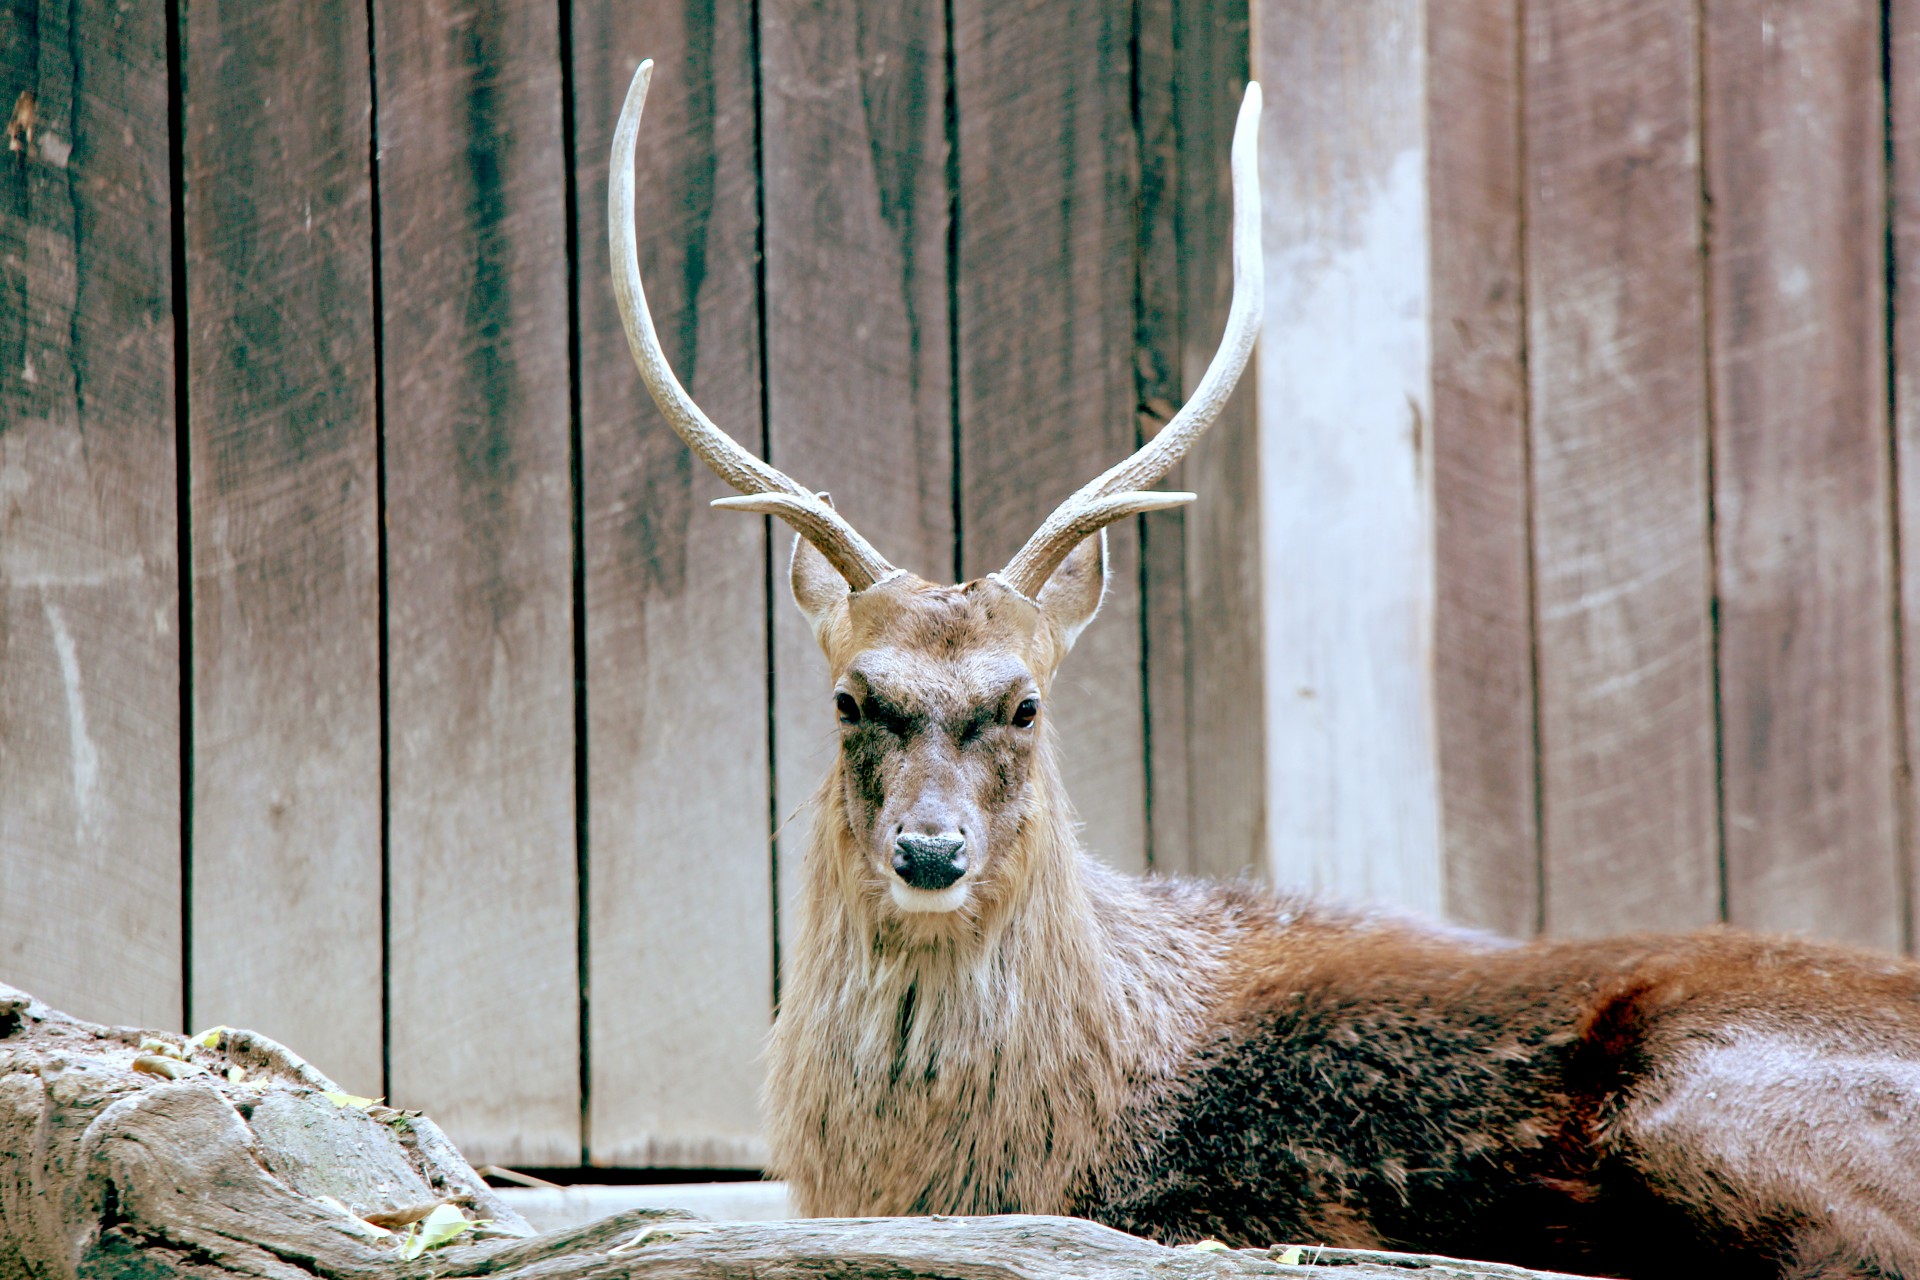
top-left (322, 1090), bottom-right (382, 1109)
top-left (189, 1026), bottom-right (232, 1050)
top-left (1276, 1246), bottom-right (1304, 1265)
top-left (400, 1203), bottom-right (480, 1259)
top-left (1187, 1240), bottom-right (1230, 1254)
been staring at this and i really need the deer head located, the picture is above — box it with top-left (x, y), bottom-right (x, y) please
top-left (610, 60), bottom-right (1261, 922)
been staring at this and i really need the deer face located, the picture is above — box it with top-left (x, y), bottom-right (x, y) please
top-left (608, 59), bottom-right (1259, 917)
top-left (790, 536), bottom-right (1106, 917)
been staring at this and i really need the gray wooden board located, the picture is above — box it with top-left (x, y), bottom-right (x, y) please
top-left (951, 0), bottom-right (1148, 876)
top-left (1522, 0), bottom-right (1720, 936)
top-left (374, 0), bottom-right (580, 1163)
top-left (1891, 0), bottom-right (1920, 954)
top-left (1134, 0), bottom-right (1190, 876)
top-left (574, 4), bottom-right (773, 1166)
top-left (0, 0), bottom-right (182, 1029)
top-left (183, 0), bottom-right (385, 1093)
top-left (1172, 0), bottom-right (1263, 883)
top-left (1255, 1), bottom-right (1441, 911)
top-left (1705, 1), bottom-right (1900, 948)
top-left (758, 0), bottom-right (954, 977)
top-left (1429, 0), bottom-right (1540, 937)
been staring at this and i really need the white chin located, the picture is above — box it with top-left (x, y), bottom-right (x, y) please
top-left (889, 881), bottom-right (969, 914)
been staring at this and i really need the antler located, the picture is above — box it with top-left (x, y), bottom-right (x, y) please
top-left (611, 60), bottom-right (897, 589)
top-left (994, 82), bottom-right (1264, 601)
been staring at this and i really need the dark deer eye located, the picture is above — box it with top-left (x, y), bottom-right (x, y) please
top-left (1011, 697), bottom-right (1039, 729)
top-left (835, 691), bottom-right (862, 725)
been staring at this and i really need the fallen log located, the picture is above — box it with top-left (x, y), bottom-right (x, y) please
top-left (0, 983), bottom-right (1599, 1279)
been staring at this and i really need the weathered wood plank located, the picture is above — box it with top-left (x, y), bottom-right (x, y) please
top-left (374, 0), bottom-right (579, 1163)
top-left (1430, 0), bottom-right (1539, 937)
top-left (1890, 0), bottom-right (1920, 954)
top-left (1524, 0), bottom-right (1719, 936)
top-left (1171, 0), bottom-right (1263, 882)
top-left (574, 6), bottom-right (772, 1166)
top-left (0, 0), bottom-right (182, 1028)
top-left (184, 0), bottom-right (384, 1093)
top-left (1705, 2), bottom-right (1899, 948)
top-left (952, 0), bottom-right (1147, 875)
top-left (758, 0), bottom-right (953, 957)
top-left (1255, 1), bottom-right (1441, 911)
top-left (1134, 0), bottom-right (1190, 875)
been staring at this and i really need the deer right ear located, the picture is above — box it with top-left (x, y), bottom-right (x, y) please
top-left (1035, 529), bottom-right (1108, 651)
top-left (790, 531), bottom-right (850, 631)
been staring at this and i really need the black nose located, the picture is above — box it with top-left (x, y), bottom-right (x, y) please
top-left (892, 833), bottom-right (968, 891)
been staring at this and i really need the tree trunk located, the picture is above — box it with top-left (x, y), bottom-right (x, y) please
top-left (0, 983), bottom-right (1597, 1279)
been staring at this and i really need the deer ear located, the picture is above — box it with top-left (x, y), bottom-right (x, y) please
top-left (1036, 529), bottom-right (1107, 651)
top-left (790, 531), bottom-right (850, 631)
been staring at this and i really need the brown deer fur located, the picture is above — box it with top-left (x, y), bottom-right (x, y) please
top-left (608, 57), bottom-right (1920, 1280)
top-left (764, 536), bottom-right (1920, 1280)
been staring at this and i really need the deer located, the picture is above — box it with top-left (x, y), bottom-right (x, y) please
top-left (611, 58), bottom-right (1920, 1280)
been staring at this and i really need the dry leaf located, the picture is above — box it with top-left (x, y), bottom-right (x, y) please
top-left (7, 90), bottom-right (34, 156)
top-left (363, 1200), bottom-right (448, 1230)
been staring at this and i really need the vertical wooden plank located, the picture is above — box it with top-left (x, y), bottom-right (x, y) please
top-left (1429, 0), bottom-right (1539, 937)
top-left (1706, 3), bottom-right (1898, 948)
top-left (952, 0), bottom-right (1148, 875)
top-left (185, 1), bottom-right (384, 1094)
top-left (1172, 0), bottom-right (1264, 882)
top-left (574, 6), bottom-right (772, 1166)
top-left (375, 0), bottom-right (579, 1162)
top-left (1134, 0), bottom-right (1194, 875)
top-left (1255, 1), bottom-right (1442, 911)
top-left (759, 0), bottom-right (953, 942)
top-left (0, 0), bottom-right (181, 1027)
top-left (1525, 0), bottom-right (1719, 936)
top-left (1886, 0), bottom-right (1919, 954)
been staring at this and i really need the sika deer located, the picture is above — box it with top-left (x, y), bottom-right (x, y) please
top-left (612, 59), bottom-right (1920, 1280)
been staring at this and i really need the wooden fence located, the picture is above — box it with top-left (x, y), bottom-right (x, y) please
top-left (1424, 0), bottom-right (1917, 950)
top-left (0, 0), bottom-right (1257, 1169)
top-left (6, 0), bottom-right (1920, 1174)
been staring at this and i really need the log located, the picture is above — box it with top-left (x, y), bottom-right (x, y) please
top-left (0, 982), bottom-right (1598, 1279)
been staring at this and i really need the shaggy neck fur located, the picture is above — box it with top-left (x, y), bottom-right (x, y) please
top-left (764, 734), bottom-right (1232, 1216)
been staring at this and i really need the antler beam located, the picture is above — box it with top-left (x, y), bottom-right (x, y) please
top-left (994, 82), bottom-right (1264, 601)
top-left (611, 59), bottom-right (897, 590)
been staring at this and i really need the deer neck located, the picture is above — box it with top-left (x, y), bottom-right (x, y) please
top-left (766, 749), bottom-right (1221, 1217)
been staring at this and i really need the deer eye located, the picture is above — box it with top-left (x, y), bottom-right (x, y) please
top-left (835, 691), bottom-right (862, 725)
top-left (1011, 697), bottom-right (1039, 729)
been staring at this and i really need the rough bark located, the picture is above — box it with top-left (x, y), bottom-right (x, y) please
top-left (0, 983), bottom-right (1598, 1279)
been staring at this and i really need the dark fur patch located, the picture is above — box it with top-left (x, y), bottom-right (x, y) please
top-left (1085, 936), bottom-right (1794, 1279)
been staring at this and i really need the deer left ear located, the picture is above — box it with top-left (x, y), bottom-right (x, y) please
top-left (1036, 529), bottom-right (1107, 651)
top-left (791, 531), bottom-right (850, 634)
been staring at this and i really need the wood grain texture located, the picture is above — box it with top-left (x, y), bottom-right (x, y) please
top-left (1134, 0), bottom-right (1190, 875)
top-left (374, 0), bottom-right (579, 1163)
top-left (1172, 0), bottom-right (1263, 883)
top-left (0, 0), bottom-right (182, 1028)
top-left (184, 0), bottom-right (384, 1093)
top-left (951, 0), bottom-right (1147, 875)
top-left (1255, 1), bottom-right (1442, 912)
top-left (1891, 0), bottom-right (1920, 955)
top-left (1524, 0), bottom-right (1719, 936)
top-left (1705, 2), bottom-right (1899, 948)
top-left (574, 3), bottom-right (772, 1166)
top-left (1429, 0), bottom-right (1539, 937)
top-left (758, 0), bottom-right (953, 960)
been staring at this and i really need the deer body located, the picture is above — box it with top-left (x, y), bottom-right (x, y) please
top-left (772, 736), bottom-right (1920, 1276)
top-left (608, 58), bottom-right (1920, 1280)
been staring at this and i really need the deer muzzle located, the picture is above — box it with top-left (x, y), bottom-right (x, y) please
top-left (892, 833), bottom-right (969, 892)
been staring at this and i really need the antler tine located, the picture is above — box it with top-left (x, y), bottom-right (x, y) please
top-left (611, 59), bottom-right (896, 589)
top-left (997, 81), bottom-right (1264, 601)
